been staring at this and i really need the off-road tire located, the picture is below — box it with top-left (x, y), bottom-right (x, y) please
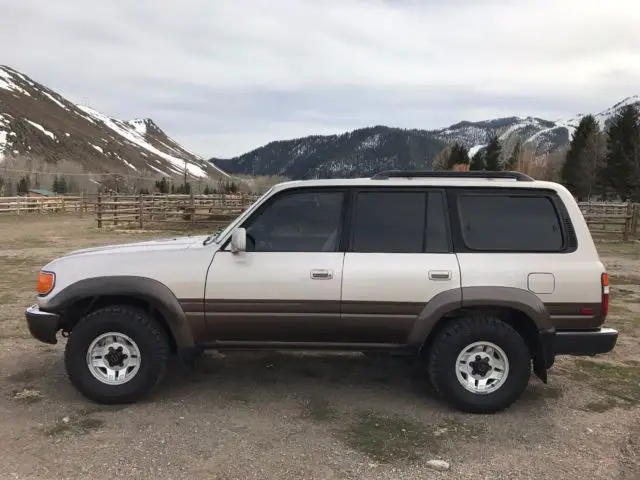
top-left (427, 315), bottom-right (531, 414)
top-left (64, 305), bottom-right (170, 404)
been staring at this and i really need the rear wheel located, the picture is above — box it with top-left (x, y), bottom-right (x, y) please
top-left (64, 305), bottom-right (169, 404)
top-left (427, 315), bottom-right (531, 414)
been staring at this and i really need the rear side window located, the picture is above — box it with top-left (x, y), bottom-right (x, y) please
top-left (349, 190), bottom-right (450, 253)
top-left (351, 191), bottom-right (425, 253)
top-left (457, 193), bottom-right (564, 252)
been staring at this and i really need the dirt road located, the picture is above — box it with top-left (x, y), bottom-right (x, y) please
top-left (1, 215), bottom-right (638, 479)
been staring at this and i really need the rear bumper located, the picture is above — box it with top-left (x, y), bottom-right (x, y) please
top-left (551, 328), bottom-right (619, 356)
top-left (25, 304), bottom-right (61, 344)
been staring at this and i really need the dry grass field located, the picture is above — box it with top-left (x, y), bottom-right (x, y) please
top-left (0, 215), bottom-right (638, 479)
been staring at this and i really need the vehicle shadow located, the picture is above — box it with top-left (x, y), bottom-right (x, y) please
top-left (161, 350), bottom-right (438, 403)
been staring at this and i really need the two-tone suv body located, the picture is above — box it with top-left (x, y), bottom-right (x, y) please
top-left (25, 171), bottom-right (618, 413)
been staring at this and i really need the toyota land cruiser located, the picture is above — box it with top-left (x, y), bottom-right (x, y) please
top-left (24, 170), bottom-right (618, 413)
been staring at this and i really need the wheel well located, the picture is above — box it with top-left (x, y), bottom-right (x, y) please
top-left (60, 295), bottom-right (178, 352)
top-left (421, 306), bottom-right (542, 360)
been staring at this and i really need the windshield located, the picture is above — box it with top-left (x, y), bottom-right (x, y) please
top-left (207, 187), bottom-right (274, 244)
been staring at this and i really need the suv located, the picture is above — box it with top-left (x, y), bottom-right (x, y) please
top-left (25, 171), bottom-right (618, 413)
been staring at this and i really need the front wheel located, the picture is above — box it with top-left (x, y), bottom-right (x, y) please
top-left (64, 305), bottom-right (170, 404)
top-left (427, 316), bottom-right (531, 414)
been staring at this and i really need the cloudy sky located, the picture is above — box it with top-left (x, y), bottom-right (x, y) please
top-left (1, 0), bottom-right (639, 158)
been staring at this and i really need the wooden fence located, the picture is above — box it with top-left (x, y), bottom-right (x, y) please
top-left (95, 193), bottom-right (261, 230)
top-left (579, 202), bottom-right (638, 242)
top-left (0, 195), bottom-right (93, 215)
top-left (1, 193), bottom-right (638, 242)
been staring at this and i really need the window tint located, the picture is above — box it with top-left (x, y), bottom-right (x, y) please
top-left (351, 191), bottom-right (426, 253)
top-left (425, 192), bottom-right (449, 253)
top-left (244, 190), bottom-right (344, 252)
top-left (457, 194), bottom-right (564, 251)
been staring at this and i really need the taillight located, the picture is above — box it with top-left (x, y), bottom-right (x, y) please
top-left (601, 273), bottom-right (609, 317)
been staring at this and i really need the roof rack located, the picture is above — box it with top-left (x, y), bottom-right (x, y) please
top-left (370, 170), bottom-right (535, 182)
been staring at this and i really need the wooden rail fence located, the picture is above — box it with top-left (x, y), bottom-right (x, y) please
top-left (95, 193), bottom-right (261, 230)
top-left (0, 195), bottom-right (92, 215)
top-left (1, 194), bottom-right (638, 242)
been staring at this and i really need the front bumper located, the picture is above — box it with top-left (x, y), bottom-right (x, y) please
top-left (552, 328), bottom-right (619, 356)
top-left (25, 304), bottom-right (61, 344)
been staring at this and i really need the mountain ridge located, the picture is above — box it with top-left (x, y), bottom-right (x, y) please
top-left (212, 95), bottom-right (639, 179)
top-left (0, 65), bottom-right (228, 180)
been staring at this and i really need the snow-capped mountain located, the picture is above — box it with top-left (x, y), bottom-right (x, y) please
top-left (212, 96), bottom-right (639, 179)
top-left (0, 66), bottom-right (228, 179)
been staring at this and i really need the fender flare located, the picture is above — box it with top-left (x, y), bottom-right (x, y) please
top-left (42, 276), bottom-right (195, 349)
top-left (408, 286), bottom-right (553, 345)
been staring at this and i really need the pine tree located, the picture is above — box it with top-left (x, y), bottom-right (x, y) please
top-left (469, 150), bottom-right (485, 171)
top-left (58, 176), bottom-right (68, 194)
top-left (601, 105), bottom-right (640, 201)
top-left (507, 139), bottom-right (522, 170)
top-left (446, 143), bottom-right (470, 169)
top-left (484, 135), bottom-right (502, 171)
top-left (52, 176), bottom-right (60, 193)
top-left (155, 177), bottom-right (169, 194)
top-left (560, 115), bottom-right (602, 200)
top-left (17, 175), bottom-right (30, 195)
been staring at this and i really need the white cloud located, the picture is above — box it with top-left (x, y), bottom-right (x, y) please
top-left (1, 0), bottom-right (639, 157)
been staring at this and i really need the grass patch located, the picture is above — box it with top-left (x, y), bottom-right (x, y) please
top-left (339, 413), bottom-right (478, 464)
top-left (301, 396), bottom-right (336, 423)
top-left (611, 274), bottom-right (640, 285)
top-left (12, 387), bottom-right (43, 404)
top-left (581, 397), bottom-right (620, 413)
top-left (522, 384), bottom-right (563, 401)
top-left (45, 415), bottom-right (104, 439)
top-left (0, 293), bottom-right (16, 306)
top-left (570, 359), bottom-right (640, 405)
top-left (7, 368), bottom-right (41, 383)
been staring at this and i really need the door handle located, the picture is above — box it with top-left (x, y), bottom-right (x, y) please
top-left (429, 270), bottom-right (451, 281)
top-left (310, 269), bottom-right (333, 280)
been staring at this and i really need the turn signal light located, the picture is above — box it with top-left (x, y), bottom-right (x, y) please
top-left (36, 271), bottom-right (55, 296)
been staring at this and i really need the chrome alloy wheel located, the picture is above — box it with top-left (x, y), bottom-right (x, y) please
top-left (86, 332), bottom-right (141, 385)
top-left (455, 341), bottom-right (509, 394)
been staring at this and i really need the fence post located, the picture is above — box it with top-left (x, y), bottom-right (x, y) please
top-left (139, 194), bottom-right (144, 229)
top-left (631, 203), bottom-right (638, 240)
top-left (113, 194), bottom-right (118, 227)
top-left (79, 192), bottom-right (84, 217)
top-left (97, 194), bottom-right (103, 229)
top-left (190, 190), bottom-right (195, 226)
top-left (623, 202), bottom-right (633, 242)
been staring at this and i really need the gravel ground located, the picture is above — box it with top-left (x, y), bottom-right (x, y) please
top-left (0, 215), bottom-right (638, 480)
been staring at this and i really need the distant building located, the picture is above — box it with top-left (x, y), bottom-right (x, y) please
top-left (28, 188), bottom-right (57, 197)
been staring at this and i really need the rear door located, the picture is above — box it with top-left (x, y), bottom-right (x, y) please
top-left (340, 188), bottom-right (461, 344)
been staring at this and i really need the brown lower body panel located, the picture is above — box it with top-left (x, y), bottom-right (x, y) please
top-left (192, 299), bottom-right (423, 344)
top-left (545, 302), bottom-right (605, 330)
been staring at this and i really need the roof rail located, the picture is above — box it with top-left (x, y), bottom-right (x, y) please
top-left (370, 170), bottom-right (535, 182)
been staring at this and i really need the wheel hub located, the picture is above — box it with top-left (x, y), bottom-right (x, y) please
top-left (104, 345), bottom-right (129, 368)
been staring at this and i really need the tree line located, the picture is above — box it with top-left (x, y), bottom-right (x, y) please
top-left (434, 134), bottom-right (523, 172)
top-left (560, 103), bottom-right (639, 201)
top-left (433, 103), bottom-right (640, 202)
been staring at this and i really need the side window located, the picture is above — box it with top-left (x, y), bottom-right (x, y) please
top-left (243, 190), bottom-right (344, 252)
top-left (457, 193), bottom-right (564, 252)
top-left (425, 192), bottom-right (450, 253)
top-left (350, 191), bottom-right (426, 253)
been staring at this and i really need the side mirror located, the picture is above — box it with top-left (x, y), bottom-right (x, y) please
top-left (230, 228), bottom-right (247, 253)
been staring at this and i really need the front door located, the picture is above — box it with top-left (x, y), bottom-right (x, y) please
top-left (204, 188), bottom-right (347, 344)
